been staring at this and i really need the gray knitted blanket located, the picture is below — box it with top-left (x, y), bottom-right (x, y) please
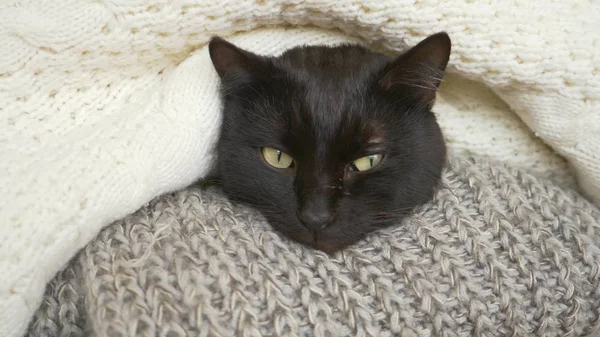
top-left (27, 156), bottom-right (600, 337)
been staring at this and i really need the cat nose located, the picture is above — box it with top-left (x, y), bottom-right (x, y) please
top-left (299, 208), bottom-right (331, 230)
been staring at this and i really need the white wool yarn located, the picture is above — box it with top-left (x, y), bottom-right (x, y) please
top-left (1, 1), bottom-right (598, 336)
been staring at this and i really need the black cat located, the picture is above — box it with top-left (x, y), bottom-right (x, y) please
top-left (208, 32), bottom-right (450, 253)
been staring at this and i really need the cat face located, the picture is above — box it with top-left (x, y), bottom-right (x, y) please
top-left (209, 33), bottom-right (450, 253)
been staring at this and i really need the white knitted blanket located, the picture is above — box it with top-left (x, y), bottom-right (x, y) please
top-left (1, 1), bottom-right (599, 336)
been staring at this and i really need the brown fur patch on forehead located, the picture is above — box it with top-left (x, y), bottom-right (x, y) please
top-left (360, 121), bottom-right (387, 148)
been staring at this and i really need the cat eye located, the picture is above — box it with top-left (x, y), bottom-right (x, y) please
top-left (261, 147), bottom-right (295, 169)
top-left (350, 154), bottom-right (383, 172)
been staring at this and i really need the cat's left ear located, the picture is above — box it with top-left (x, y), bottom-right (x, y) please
top-left (208, 36), bottom-right (266, 79)
top-left (379, 32), bottom-right (451, 105)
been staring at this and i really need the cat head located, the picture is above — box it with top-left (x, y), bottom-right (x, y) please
top-left (209, 33), bottom-right (450, 253)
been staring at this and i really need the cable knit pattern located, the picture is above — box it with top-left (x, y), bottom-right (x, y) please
top-left (1, 1), bottom-right (599, 336)
top-left (27, 156), bottom-right (600, 337)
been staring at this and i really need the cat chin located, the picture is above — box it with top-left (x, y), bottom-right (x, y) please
top-left (269, 221), bottom-right (370, 254)
top-left (288, 233), bottom-right (355, 254)
top-left (308, 241), bottom-right (355, 254)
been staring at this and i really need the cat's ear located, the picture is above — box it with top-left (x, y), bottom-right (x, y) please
top-left (208, 36), bottom-right (265, 79)
top-left (379, 32), bottom-right (451, 105)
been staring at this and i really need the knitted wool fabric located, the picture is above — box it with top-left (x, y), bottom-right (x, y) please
top-left (27, 156), bottom-right (600, 337)
top-left (2, 1), bottom-right (599, 335)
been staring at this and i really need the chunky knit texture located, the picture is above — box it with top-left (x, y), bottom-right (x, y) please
top-left (27, 156), bottom-right (600, 337)
top-left (2, 1), bottom-right (599, 336)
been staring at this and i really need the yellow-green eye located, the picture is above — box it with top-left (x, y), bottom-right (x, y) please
top-left (351, 154), bottom-right (383, 171)
top-left (262, 147), bottom-right (294, 169)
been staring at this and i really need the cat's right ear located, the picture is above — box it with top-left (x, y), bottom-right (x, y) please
top-left (208, 36), bottom-right (264, 79)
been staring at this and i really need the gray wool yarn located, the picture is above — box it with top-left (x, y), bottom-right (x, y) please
top-left (27, 156), bottom-right (600, 337)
